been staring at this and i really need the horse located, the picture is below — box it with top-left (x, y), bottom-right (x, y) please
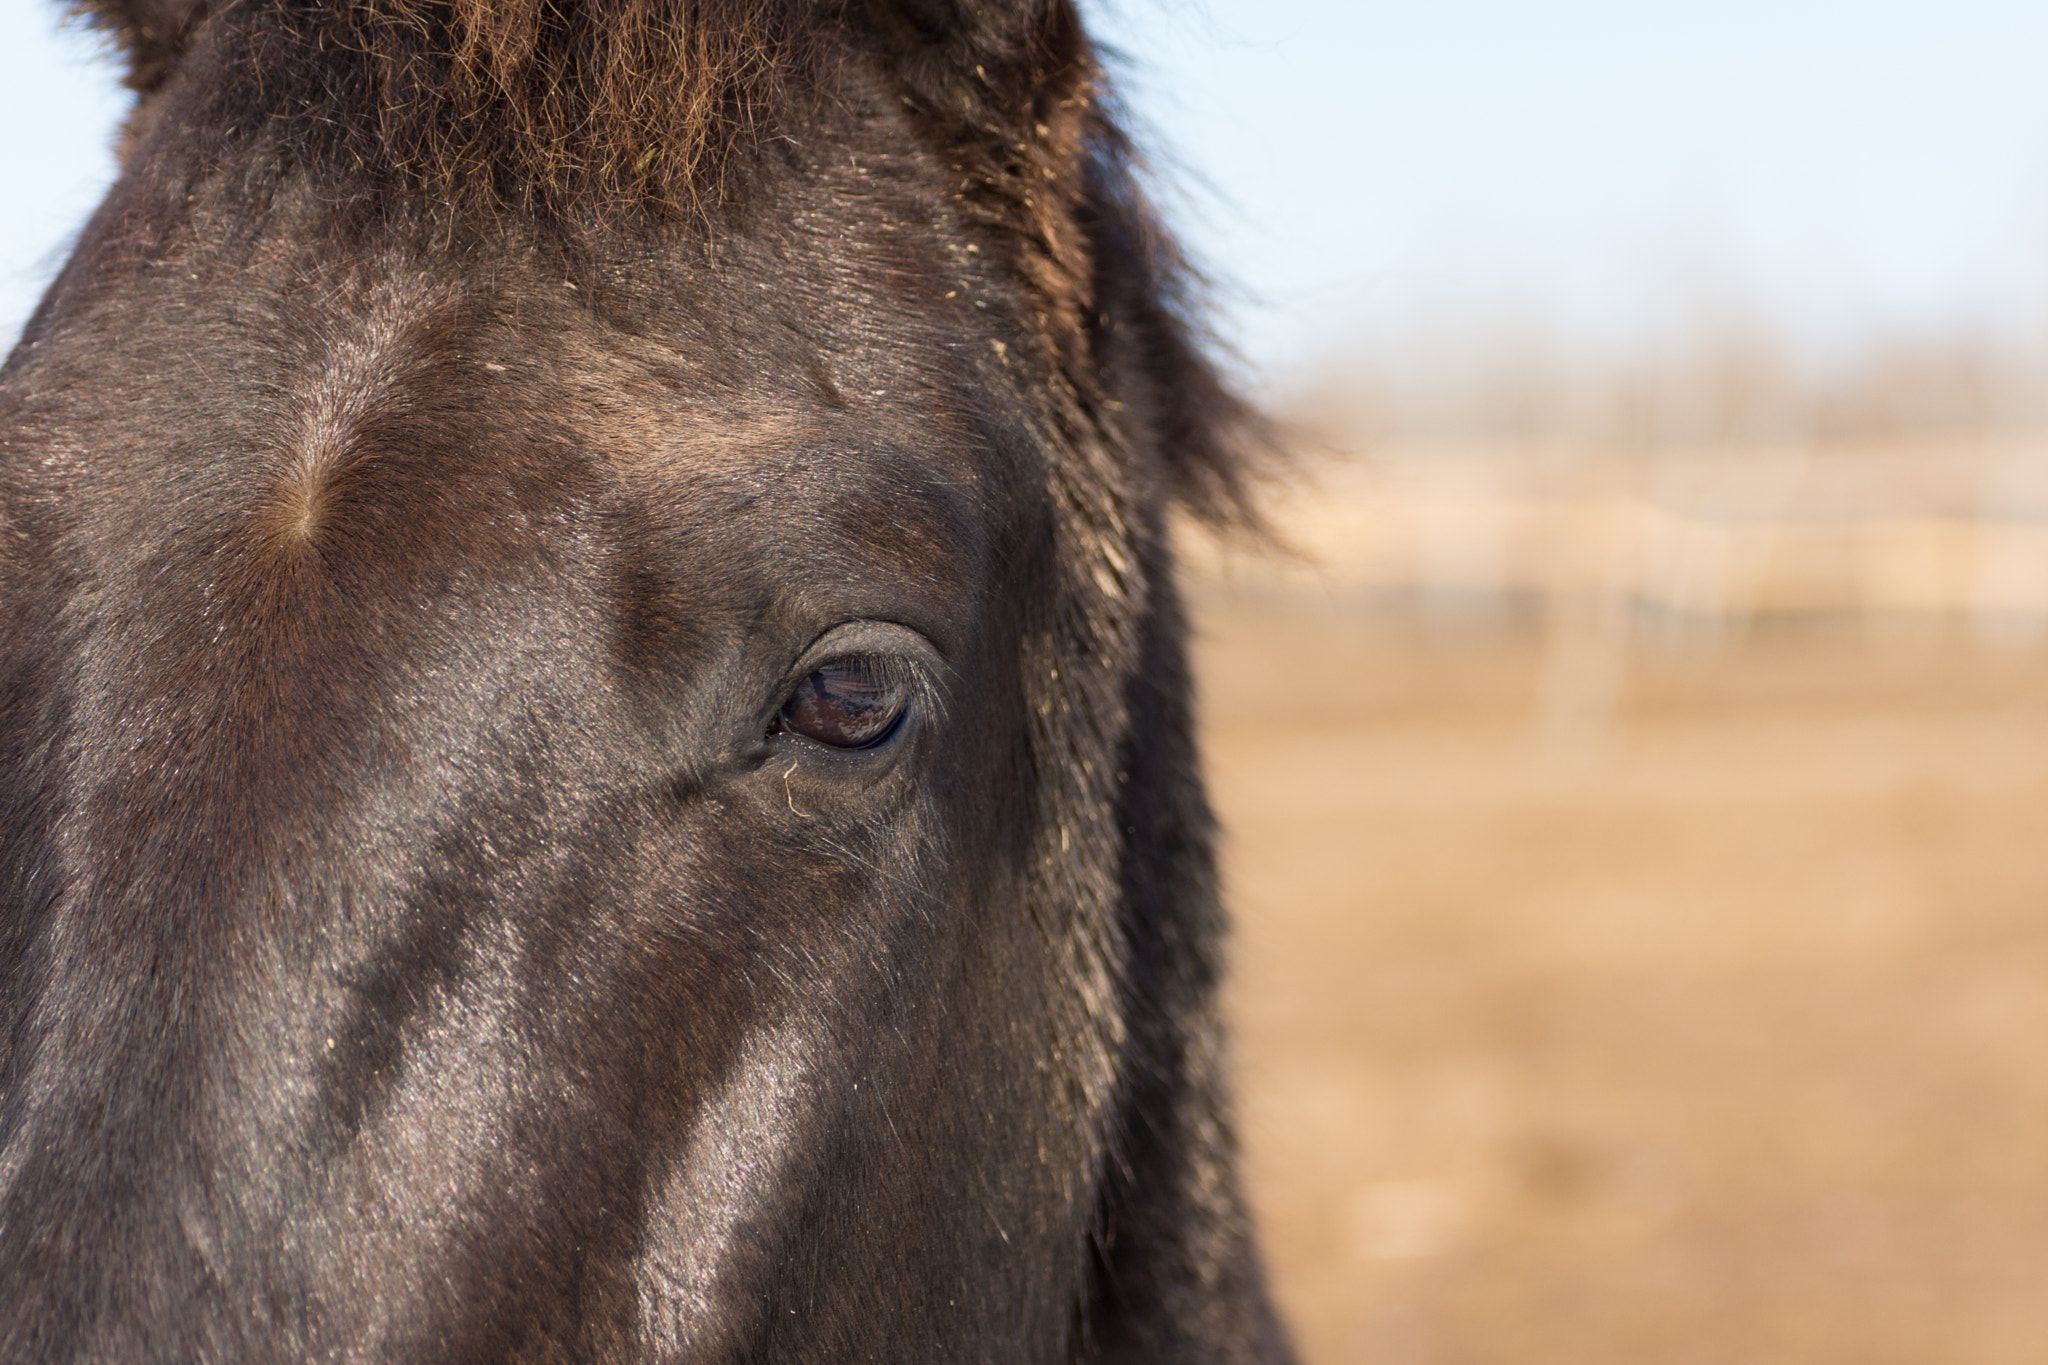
top-left (0, 1), bottom-right (1290, 1359)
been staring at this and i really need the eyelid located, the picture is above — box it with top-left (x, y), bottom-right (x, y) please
top-left (791, 619), bottom-right (945, 670)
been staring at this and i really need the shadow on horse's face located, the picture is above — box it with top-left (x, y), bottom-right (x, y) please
top-left (0, 1), bottom-right (1288, 1360)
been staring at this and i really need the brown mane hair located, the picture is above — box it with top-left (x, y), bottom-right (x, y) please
top-left (80, 0), bottom-right (817, 214)
top-left (361, 0), bottom-right (798, 212)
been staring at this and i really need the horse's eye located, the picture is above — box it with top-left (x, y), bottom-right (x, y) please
top-left (776, 659), bottom-right (910, 749)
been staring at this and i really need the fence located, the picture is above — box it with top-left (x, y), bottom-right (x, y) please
top-left (1194, 440), bottom-right (2048, 645)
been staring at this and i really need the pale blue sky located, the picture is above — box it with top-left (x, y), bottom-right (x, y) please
top-left (7, 1), bottom-right (2048, 387)
top-left (0, 8), bottom-right (127, 346)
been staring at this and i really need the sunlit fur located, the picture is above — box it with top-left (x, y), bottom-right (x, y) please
top-left (0, 1), bottom-right (1288, 1359)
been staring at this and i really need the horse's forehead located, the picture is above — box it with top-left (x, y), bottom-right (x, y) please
top-left (288, 266), bottom-right (992, 590)
top-left (72, 219), bottom-right (991, 558)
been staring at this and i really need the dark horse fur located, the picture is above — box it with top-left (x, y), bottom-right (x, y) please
top-left (0, 0), bottom-right (1289, 1359)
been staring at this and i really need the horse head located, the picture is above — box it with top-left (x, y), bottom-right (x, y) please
top-left (0, 1), bottom-right (1286, 1358)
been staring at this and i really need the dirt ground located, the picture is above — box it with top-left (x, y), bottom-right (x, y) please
top-left (1193, 588), bottom-right (2048, 1365)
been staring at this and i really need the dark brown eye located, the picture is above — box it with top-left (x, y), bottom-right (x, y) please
top-left (776, 658), bottom-right (910, 749)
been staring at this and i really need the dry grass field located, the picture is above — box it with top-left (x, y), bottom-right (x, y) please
top-left (1197, 589), bottom-right (2048, 1364)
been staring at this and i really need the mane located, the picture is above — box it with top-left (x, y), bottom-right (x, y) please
top-left (361, 0), bottom-right (799, 211)
top-left (82, 0), bottom-right (816, 214)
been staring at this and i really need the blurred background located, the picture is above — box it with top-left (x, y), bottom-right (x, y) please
top-left (10, 2), bottom-right (2048, 1359)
